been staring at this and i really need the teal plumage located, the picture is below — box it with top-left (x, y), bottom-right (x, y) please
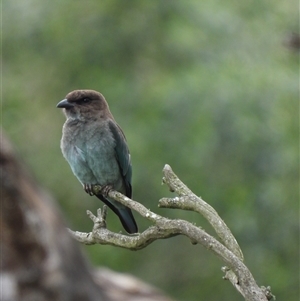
top-left (57, 90), bottom-right (137, 234)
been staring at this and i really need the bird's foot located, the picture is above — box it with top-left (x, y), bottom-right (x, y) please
top-left (83, 184), bottom-right (94, 196)
top-left (101, 184), bottom-right (113, 197)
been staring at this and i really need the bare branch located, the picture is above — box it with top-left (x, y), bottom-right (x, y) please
top-left (160, 164), bottom-right (244, 260)
top-left (69, 164), bottom-right (274, 301)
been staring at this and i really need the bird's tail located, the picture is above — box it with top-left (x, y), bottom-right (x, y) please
top-left (116, 207), bottom-right (138, 234)
top-left (96, 194), bottom-right (138, 234)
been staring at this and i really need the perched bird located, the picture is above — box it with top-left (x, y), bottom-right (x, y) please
top-left (57, 90), bottom-right (138, 234)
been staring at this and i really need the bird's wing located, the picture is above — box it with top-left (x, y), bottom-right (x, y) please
top-left (108, 120), bottom-right (132, 198)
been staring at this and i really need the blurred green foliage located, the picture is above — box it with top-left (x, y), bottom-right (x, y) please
top-left (3, 1), bottom-right (299, 300)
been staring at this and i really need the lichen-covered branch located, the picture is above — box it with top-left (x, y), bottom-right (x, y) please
top-left (69, 164), bottom-right (274, 301)
top-left (160, 165), bottom-right (243, 260)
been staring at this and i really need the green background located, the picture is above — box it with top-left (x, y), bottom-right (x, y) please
top-left (3, 1), bottom-right (299, 300)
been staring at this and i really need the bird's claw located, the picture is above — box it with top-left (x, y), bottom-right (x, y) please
top-left (101, 185), bottom-right (113, 197)
top-left (83, 184), bottom-right (113, 197)
top-left (83, 184), bottom-right (94, 196)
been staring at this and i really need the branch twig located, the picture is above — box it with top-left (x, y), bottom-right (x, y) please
top-left (69, 164), bottom-right (274, 301)
top-left (160, 165), bottom-right (243, 260)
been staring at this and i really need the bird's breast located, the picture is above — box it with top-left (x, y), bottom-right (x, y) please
top-left (61, 120), bottom-right (121, 188)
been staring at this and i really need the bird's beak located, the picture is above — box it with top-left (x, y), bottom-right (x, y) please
top-left (56, 99), bottom-right (74, 109)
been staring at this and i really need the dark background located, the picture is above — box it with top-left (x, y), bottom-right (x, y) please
top-left (3, 1), bottom-right (299, 300)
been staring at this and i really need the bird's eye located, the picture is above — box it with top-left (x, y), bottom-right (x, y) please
top-left (82, 97), bottom-right (91, 103)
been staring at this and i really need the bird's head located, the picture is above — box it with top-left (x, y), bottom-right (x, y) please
top-left (57, 90), bottom-right (113, 121)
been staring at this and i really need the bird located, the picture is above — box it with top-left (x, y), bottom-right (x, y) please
top-left (56, 89), bottom-right (138, 234)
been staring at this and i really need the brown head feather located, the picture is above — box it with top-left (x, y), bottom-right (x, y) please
top-left (61, 90), bottom-right (114, 120)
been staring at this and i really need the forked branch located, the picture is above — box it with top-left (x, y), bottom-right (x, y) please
top-left (69, 164), bottom-right (274, 301)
